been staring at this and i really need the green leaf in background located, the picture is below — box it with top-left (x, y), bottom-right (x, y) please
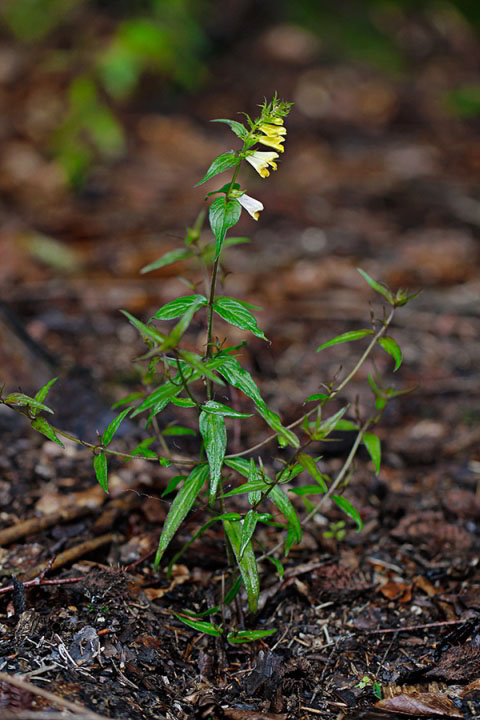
top-left (162, 426), bottom-right (196, 437)
top-left (152, 294), bottom-right (207, 320)
top-left (290, 485), bottom-right (326, 496)
top-left (211, 118), bottom-right (248, 139)
top-left (154, 464), bottom-right (209, 566)
top-left (248, 457), bottom-right (262, 506)
top-left (297, 453), bottom-right (328, 492)
top-left (140, 248), bottom-right (193, 274)
top-left (213, 296), bottom-right (267, 341)
top-left (363, 432), bottom-right (381, 474)
top-left (306, 392), bottom-right (329, 403)
top-left (93, 452), bottom-right (108, 492)
top-left (131, 380), bottom-right (183, 417)
top-left (269, 486), bottom-right (302, 553)
top-left (31, 417), bottom-right (64, 448)
top-left (120, 310), bottom-right (167, 346)
top-left (168, 298), bottom-right (206, 346)
top-left (201, 400), bottom-right (252, 418)
top-left (161, 475), bottom-right (186, 497)
top-left (224, 518), bottom-right (260, 614)
top-left (332, 494), bottom-right (364, 531)
top-left (357, 268), bottom-right (394, 305)
top-left (131, 437), bottom-right (157, 459)
top-left (316, 328), bottom-right (374, 352)
top-left (112, 392), bottom-right (144, 409)
top-left (209, 197), bottom-right (242, 258)
top-left (227, 628), bottom-right (277, 644)
top-left (368, 373), bottom-right (387, 411)
top-left (334, 419), bottom-right (359, 431)
top-left (195, 151), bottom-right (240, 186)
top-left (378, 336), bottom-right (403, 372)
top-left (310, 406), bottom-right (348, 441)
top-left (179, 350), bottom-right (225, 385)
top-left (267, 556), bottom-right (285, 579)
top-left (102, 407), bottom-right (131, 446)
top-left (239, 510), bottom-right (260, 558)
top-left (33, 378), bottom-right (58, 415)
top-left (4, 393), bottom-right (54, 415)
top-left (199, 410), bottom-right (227, 506)
top-left (173, 613), bottom-right (223, 637)
top-left (170, 397), bottom-right (197, 408)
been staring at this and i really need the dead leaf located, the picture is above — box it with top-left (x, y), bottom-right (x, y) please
top-left (376, 692), bottom-right (462, 716)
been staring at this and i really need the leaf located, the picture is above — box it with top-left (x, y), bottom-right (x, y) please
top-left (316, 329), bottom-right (374, 352)
top-left (93, 452), bottom-right (108, 492)
top-left (168, 299), bottom-right (206, 346)
top-left (102, 407), bottom-right (131, 446)
top-left (211, 118), bottom-right (248, 139)
top-left (152, 294), bottom-right (208, 321)
top-left (161, 475), bottom-right (186, 497)
top-left (209, 197), bottom-right (242, 258)
top-left (332, 495), bottom-right (364, 531)
top-left (195, 151), bottom-right (240, 186)
top-left (267, 556), bottom-right (285, 579)
top-left (120, 310), bottom-right (167, 345)
top-left (306, 392), bottom-right (329, 403)
top-left (334, 419), bottom-right (359, 431)
top-left (290, 485), bottom-right (326, 496)
top-left (112, 392), bottom-right (143, 409)
top-left (227, 629), bottom-right (277, 644)
top-left (376, 692), bottom-right (462, 717)
top-left (378, 336), bottom-right (403, 372)
top-left (297, 453), bottom-right (328, 492)
top-left (217, 356), bottom-right (299, 447)
top-left (154, 464), bottom-right (209, 566)
top-left (248, 457), bottom-right (262, 506)
top-left (224, 518), bottom-right (260, 614)
top-left (4, 393), bottom-right (54, 414)
top-left (140, 248), bottom-right (193, 274)
top-left (199, 410), bottom-right (227, 505)
top-left (357, 268), bottom-right (394, 305)
top-left (131, 380), bottom-right (183, 417)
top-left (179, 350), bottom-right (225, 385)
top-left (269, 486), bottom-right (302, 551)
top-left (239, 510), bottom-right (260, 558)
top-left (363, 432), bottom-right (381, 474)
top-left (223, 458), bottom-right (271, 497)
top-left (33, 378), bottom-right (57, 416)
top-left (131, 438), bottom-right (157, 459)
top-left (31, 417), bottom-right (64, 448)
top-left (162, 426), bottom-right (196, 437)
top-left (213, 297), bottom-right (267, 341)
top-left (173, 613), bottom-right (223, 637)
top-left (170, 397), bottom-right (197, 408)
top-left (201, 400), bottom-right (252, 418)
top-left (311, 406), bottom-right (348, 441)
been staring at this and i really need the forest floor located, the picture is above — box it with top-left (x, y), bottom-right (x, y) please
top-left (1, 10), bottom-right (480, 720)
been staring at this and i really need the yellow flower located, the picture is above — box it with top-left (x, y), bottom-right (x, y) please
top-left (258, 123), bottom-right (287, 137)
top-left (256, 134), bottom-right (285, 153)
top-left (245, 150), bottom-right (279, 178)
top-left (237, 193), bottom-right (264, 220)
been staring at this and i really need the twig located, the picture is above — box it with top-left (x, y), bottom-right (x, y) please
top-left (358, 619), bottom-right (467, 635)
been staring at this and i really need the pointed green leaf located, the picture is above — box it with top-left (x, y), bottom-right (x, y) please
top-left (140, 248), bottom-right (193, 274)
top-left (179, 350), bottom-right (225, 385)
top-left (248, 457), bottom-right (261, 506)
top-left (93, 452), bottom-right (108, 492)
top-left (102, 407), bottom-right (131, 447)
top-left (239, 510), bottom-right (260, 559)
top-left (120, 310), bottom-right (167, 345)
top-left (162, 426), bottom-right (196, 437)
top-left (211, 118), bottom-right (248, 139)
top-left (33, 378), bottom-right (57, 416)
top-left (161, 475), bottom-right (186, 497)
top-left (131, 380), bottom-right (183, 417)
top-left (5, 393), bottom-right (53, 414)
top-left (152, 295), bottom-right (207, 321)
top-left (357, 268), bottom-right (394, 305)
top-left (154, 464), bottom-right (209, 566)
top-left (173, 613), bottom-right (223, 637)
top-left (209, 197), bottom-right (242, 258)
top-left (297, 453), bottom-right (328, 492)
top-left (168, 298), bottom-right (206, 346)
top-left (316, 329), bottom-right (374, 352)
top-left (335, 419), bottom-right (359, 431)
top-left (267, 556), bottom-right (284, 579)
top-left (269, 486), bottom-right (302, 551)
top-left (224, 518), bottom-right (259, 614)
top-left (378, 336), bottom-right (403, 372)
top-left (199, 410), bottom-right (227, 505)
top-left (170, 397), bottom-right (197, 408)
top-left (195, 151), bottom-right (240, 186)
top-left (112, 392), bottom-right (143, 409)
top-left (311, 406), bottom-right (348, 441)
top-left (201, 400), bottom-right (252, 418)
top-left (332, 495), bottom-right (364, 531)
top-left (363, 432), bottom-right (381, 474)
top-left (290, 485), bottom-right (327, 496)
top-left (131, 437), bottom-right (157, 459)
top-left (213, 297), bottom-right (267, 341)
top-left (227, 629), bottom-right (277, 644)
top-left (306, 392), bottom-right (329, 403)
top-left (31, 417), bottom-right (64, 448)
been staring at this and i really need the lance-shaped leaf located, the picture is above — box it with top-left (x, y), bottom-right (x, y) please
top-left (120, 310), bottom-right (167, 346)
top-left (154, 464), bottom-right (209, 567)
top-left (195, 151), bottom-right (240, 186)
top-left (4, 393), bottom-right (53, 415)
top-left (357, 268), bottom-right (394, 305)
top-left (269, 486), bottom-right (302, 553)
top-left (310, 406), bottom-right (348, 441)
top-left (173, 613), bottom-right (223, 637)
top-left (224, 518), bottom-right (260, 614)
top-left (93, 452), bottom-right (108, 492)
top-left (199, 410), bottom-right (227, 505)
top-left (224, 457), bottom-right (265, 503)
top-left (363, 432), bottom-right (381, 474)
top-left (33, 378), bottom-right (57, 416)
top-left (332, 495), bottom-right (364, 531)
top-left (297, 453), bottom-right (327, 492)
top-left (31, 417), bottom-right (64, 448)
top-left (179, 350), bottom-right (225, 385)
top-left (213, 297), bottom-right (267, 341)
top-left (217, 356), bottom-right (299, 447)
top-left (201, 400), bottom-right (251, 418)
top-left (152, 294), bottom-right (208, 321)
top-left (102, 407), bottom-right (131, 447)
top-left (131, 380), bottom-right (184, 417)
top-left (316, 329), bottom-right (374, 352)
top-left (168, 298), bottom-right (206, 346)
top-left (239, 510), bottom-right (261, 558)
top-left (227, 629), bottom-right (277, 644)
top-left (378, 336), bottom-right (403, 372)
top-left (140, 248), bottom-right (193, 274)
top-left (211, 118), bottom-right (248, 139)
top-left (209, 197), bottom-right (242, 258)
